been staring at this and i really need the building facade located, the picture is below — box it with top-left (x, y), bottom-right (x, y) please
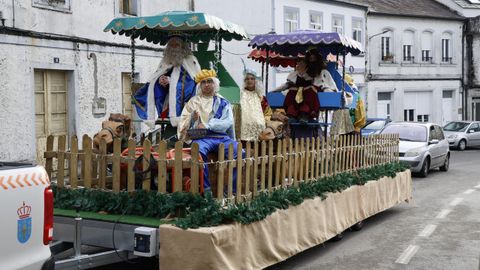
top-left (272, 0), bottom-right (367, 93)
top-left (0, 0), bottom-right (164, 162)
top-left (348, 0), bottom-right (465, 125)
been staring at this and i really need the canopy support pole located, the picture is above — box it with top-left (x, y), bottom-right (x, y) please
top-left (130, 35), bottom-right (136, 84)
top-left (265, 49), bottom-right (270, 96)
top-left (261, 62), bottom-right (265, 82)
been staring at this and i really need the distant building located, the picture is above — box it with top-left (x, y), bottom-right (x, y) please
top-left (347, 0), bottom-right (465, 125)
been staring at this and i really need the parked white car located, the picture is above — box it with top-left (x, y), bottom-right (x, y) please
top-left (443, 121), bottom-right (480, 151)
top-left (0, 162), bottom-right (54, 270)
top-left (380, 122), bottom-right (450, 177)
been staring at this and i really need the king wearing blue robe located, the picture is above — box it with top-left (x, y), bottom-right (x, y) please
top-left (133, 37), bottom-right (201, 127)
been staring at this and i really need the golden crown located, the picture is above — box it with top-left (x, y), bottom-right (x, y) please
top-left (194, 69), bottom-right (217, 83)
top-left (17, 202), bottom-right (31, 219)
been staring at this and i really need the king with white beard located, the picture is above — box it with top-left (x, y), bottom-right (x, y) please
top-left (133, 36), bottom-right (201, 127)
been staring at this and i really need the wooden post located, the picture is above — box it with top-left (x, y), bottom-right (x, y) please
top-left (127, 139), bottom-right (136, 192)
top-left (267, 140), bottom-right (274, 191)
top-left (98, 139), bottom-right (107, 189)
top-left (281, 139), bottom-right (287, 187)
top-left (294, 138), bottom-right (299, 187)
top-left (309, 137), bottom-right (317, 180)
top-left (287, 139), bottom-right (293, 186)
top-left (141, 139), bottom-right (152, 191)
top-left (112, 138), bottom-right (122, 193)
top-left (319, 137), bottom-right (325, 178)
top-left (83, 135), bottom-right (92, 188)
top-left (347, 135), bottom-right (352, 172)
top-left (56, 135), bottom-right (66, 188)
top-left (217, 143), bottom-right (225, 199)
top-left (329, 136), bottom-right (335, 176)
top-left (245, 141), bottom-right (251, 197)
top-left (157, 141), bottom-right (168, 193)
top-left (252, 141), bottom-right (259, 197)
top-left (260, 141), bottom-right (266, 191)
top-left (299, 138), bottom-right (304, 182)
top-left (304, 138), bottom-right (310, 181)
top-left (236, 142), bottom-right (243, 203)
top-left (174, 141), bottom-right (183, 192)
top-left (227, 143), bottom-right (234, 199)
top-left (190, 142), bottom-right (200, 194)
top-left (69, 136), bottom-right (78, 188)
top-left (45, 135), bottom-right (54, 179)
top-left (274, 139), bottom-right (281, 188)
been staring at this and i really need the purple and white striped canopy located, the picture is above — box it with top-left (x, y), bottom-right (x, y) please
top-left (248, 30), bottom-right (363, 57)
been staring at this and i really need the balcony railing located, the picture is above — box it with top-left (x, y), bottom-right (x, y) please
top-left (403, 56), bottom-right (415, 62)
top-left (381, 55), bottom-right (394, 63)
top-left (441, 57), bottom-right (453, 64)
top-left (421, 56), bottom-right (433, 63)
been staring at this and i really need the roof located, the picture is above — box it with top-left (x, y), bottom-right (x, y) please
top-left (336, 0), bottom-right (465, 20)
top-left (453, 0), bottom-right (480, 9)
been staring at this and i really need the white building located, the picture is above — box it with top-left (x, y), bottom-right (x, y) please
top-left (271, 0), bottom-right (366, 93)
top-left (348, 0), bottom-right (465, 125)
top-left (0, 0), bottom-right (164, 162)
top-left (436, 0), bottom-right (480, 121)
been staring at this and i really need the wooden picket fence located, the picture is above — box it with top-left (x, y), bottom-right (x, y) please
top-left (44, 134), bottom-right (399, 203)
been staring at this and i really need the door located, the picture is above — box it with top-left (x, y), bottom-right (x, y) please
top-left (35, 70), bottom-right (68, 165)
top-left (466, 123), bottom-right (480, 146)
top-left (404, 91), bottom-right (431, 123)
top-left (122, 73), bottom-right (133, 119)
top-left (377, 100), bottom-right (391, 119)
top-left (428, 125), bottom-right (442, 167)
top-left (442, 98), bottom-right (453, 125)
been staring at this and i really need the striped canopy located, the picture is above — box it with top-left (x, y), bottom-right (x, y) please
top-left (104, 11), bottom-right (248, 44)
top-left (249, 30), bottom-right (363, 56)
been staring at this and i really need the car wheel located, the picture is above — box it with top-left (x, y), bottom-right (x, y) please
top-left (330, 232), bottom-right (344, 241)
top-left (440, 154), bottom-right (450, 172)
top-left (458, 140), bottom-right (466, 151)
top-left (350, 221), bottom-right (364, 231)
top-left (419, 157), bottom-right (430, 178)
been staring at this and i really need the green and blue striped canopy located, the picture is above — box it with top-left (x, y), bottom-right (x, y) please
top-left (104, 11), bottom-right (248, 44)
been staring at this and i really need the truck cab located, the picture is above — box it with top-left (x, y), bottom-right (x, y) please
top-left (0, 162), bottom-right (54, 270)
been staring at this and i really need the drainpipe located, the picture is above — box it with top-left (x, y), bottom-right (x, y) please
top-left (11, 0), bottom-right (15, 28)
top-left (364, 9), bottom-right (370, 115)
top-left (462, 21), bottom-right (467, 120)
top-left (189, 0), bottom-right (195, 11)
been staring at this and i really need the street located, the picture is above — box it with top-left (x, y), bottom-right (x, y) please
top-left (267, 148), bottom-right (480, 270)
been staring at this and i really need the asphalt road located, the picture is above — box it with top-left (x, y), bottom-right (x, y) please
top-left (267, 148), bottom-right (480, 270)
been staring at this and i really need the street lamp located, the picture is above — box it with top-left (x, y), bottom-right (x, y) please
top-left (368, 29), bottom-right (392, 40)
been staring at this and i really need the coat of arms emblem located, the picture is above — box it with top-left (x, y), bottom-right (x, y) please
top-left (17, 202), bottom-right (32, 244)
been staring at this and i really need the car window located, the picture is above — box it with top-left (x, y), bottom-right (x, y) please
top-left (434, 125), bottom-right (444, 140)
top-left (381, 124), bottom-right (427, 142)
top-left (443, 121), bottom-right (470, 132)
top-left (470, 123), bottom-right (480, 132)
top-left (363, 120), bottom-right (386, 130)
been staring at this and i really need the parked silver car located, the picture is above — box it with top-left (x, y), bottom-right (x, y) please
top-left (443, 121), bottom-right (480, 151)
top-left (379, 122), bottom-right (450, 177)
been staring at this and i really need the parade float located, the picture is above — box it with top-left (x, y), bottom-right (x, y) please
top-left (46, 11), bottom-right (412, 270)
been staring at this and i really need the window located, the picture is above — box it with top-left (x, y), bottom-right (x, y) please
top-left (309, 11), bottom-right (322, 30)
top-left (443, 90), bottom-right (453, 98)
top-left (284, 7), bottom-right (299, 33)
top-left (442, 39), bottom-right (451, 63)
top-left (332, 15), bottom-right (344, 34)
top-left (403, 30), bottom-right (414, 62)
top-left (32, 0), bottom-right (71, 12)
top-left (352, 18), bottom-right (363, 44)
top-left (468, 123), bottom-right (480, 132)
top-left (417, 115), bottom-right (429, 122)
top-left (404, 109), bottom-right (415, 122)
top-left (381, 31), bottom-right (393, 62)
top-left (378, 92), bottom-right (391, 101)
top-left (421, 31), bottom-right (433, 62)
top-left (119, 0), bottom-right (139, 16)
top-left (434, 126), bottom-right (445, 140)
top-left (442, 32), bottom-right (452, 63)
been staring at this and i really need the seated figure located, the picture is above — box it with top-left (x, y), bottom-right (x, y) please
top-left (177, 69), bottom-right (242, 192)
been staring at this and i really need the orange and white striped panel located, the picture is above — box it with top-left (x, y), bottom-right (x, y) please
top-left (0, 170), bottom-right (50, 191)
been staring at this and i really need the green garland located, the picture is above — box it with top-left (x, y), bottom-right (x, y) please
top-left (52, 162), bottom-right (409, 229)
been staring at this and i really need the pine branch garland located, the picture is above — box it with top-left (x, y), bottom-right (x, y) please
top-left (52, 162), bottom-right (409, 229)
